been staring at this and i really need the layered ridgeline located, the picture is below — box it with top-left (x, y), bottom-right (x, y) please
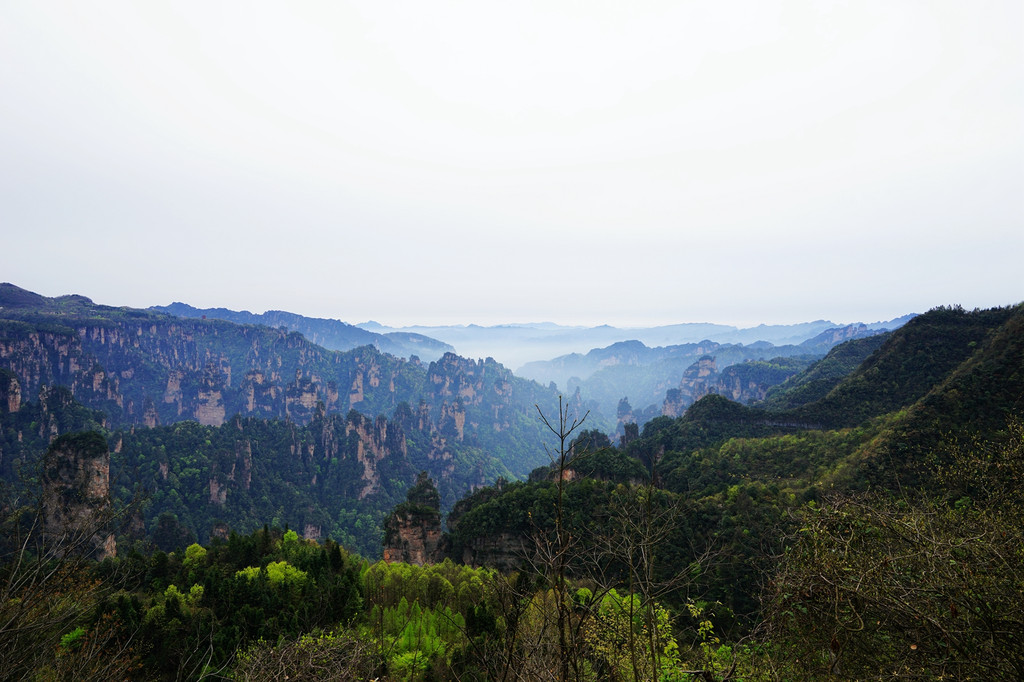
top-left (410, 304), bottom-right (1024, 634)
top-left (519, 320), bottom-right (904, 430)
top-left (150, 302), bottom-right (454, 361)
top-left (364, 316), bottom-right (914, 371)
top-left (0, 283), bottom-right (567, 555)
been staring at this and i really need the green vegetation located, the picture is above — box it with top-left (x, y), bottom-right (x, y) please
top-left (12, 416), bottom-right (1017, 679)
top-left (778, 305), bottom-right (1016, 428)
top-left (758, 334), bottom-right (889, 410)
top-left (2, 301), bottom-right (1022, 679)
top-left (0, 385), bottom-right (107, 481)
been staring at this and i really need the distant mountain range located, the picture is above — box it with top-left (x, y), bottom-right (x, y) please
top-left (147, 301), bottom-right (914, 378)
top-left (150, 303), bottom-right (455, 361)
top-left (1, 281), bottom-right (1016, 569)
top-left (145, 305), bottom-right (916, 428)
top-left (138, 298), bottom-right (914, 429)
top-left (359, 316), bottom-right (916, 370)
top-left (518, 321), bottom-right (909, 424)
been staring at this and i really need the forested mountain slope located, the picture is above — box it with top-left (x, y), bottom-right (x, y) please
top-left (777, 305), bottom-right (1017, 427)
top-left (437, 304), bottom-right (1024, 630)
top-left (756, 333), bottom-right (889, 410)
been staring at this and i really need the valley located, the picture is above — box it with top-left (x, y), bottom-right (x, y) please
top-left (2, 282), bottom-right (1021, 680)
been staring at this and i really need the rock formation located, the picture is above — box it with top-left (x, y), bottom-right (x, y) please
top-left (40, 431), bottom-right (116, 559)
top-left (0, 369), bottom-right (21, 413)
top-left (663, 355), bottom-right (805, 417)
top-left (382, 472), bottom-right (444, 565)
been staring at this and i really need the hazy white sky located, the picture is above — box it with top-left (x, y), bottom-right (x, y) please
top-left (2, 1), bottom-right (1021, 327)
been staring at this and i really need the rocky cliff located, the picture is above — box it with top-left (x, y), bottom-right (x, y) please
top-left (0, 369), bottom-right (21, 414)
top-left (455, 532), bottom-right (528, 572)
top-left (0, 385), bottom-right (107, 482)
top-left (662, 356), bottom-right (810, 417)
top-left (40, 431), bottom-right (115, 559)
top-left (0, 313), bottom-right (386, 429)
top-left (0, 285), bottom-right (558, 474)
top-left (0, 284), bottom-right (568, 556)
top-left (382, 473), bottom-right (444, 565)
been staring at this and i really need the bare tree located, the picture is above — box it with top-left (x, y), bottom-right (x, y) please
top-left (535, 396), bottom-right (590, 682)
top-left (233, 630), bottom-right (376, 681)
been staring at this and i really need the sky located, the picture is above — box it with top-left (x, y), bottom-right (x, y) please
top-left (1, 1), bottom-right (1021, 328)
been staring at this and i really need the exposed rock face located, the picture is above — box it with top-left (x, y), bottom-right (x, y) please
top-left (439, 400), bottom-right (466, 441)
top-left (40, 431), bottom-right (115, 559)
top-left (439, 480), bottom-right (533, 572)
top-left (142, 398), bottom-right (159, 428)
top-left (164, 370), bottom-right (184, 409)
top-left (241, 370), bottom-right (283, 416)
top-left (678, 355), bottom-right (719, 403)
top-left (345, 412), bottom-right (407, 499)
top-left (196, 365), bottom-right (227, 426)
top-left (211, 522), bottom-right (230, 541)
top-left (616, 396), bottom-right (635, 434)
top-left (0, 369), bottom-right (21, 413)
top-left (662, 388), bottom-right (686, 418)
top-left (302, 523), bottom-right (322, 541)
top-left (383, 510), bottom-right (443, 565)
top-left (286, 370), bottom-right (336, 422)
top-left (0, 311), bottom-right (547, 453)
top-left (664, 355), bottom-right (804, 416)
top-left (714, 367), bottom-right (773, 403)
top-left (0, 315), bottom-right (389, 428)
top-left (424, 432), bottom-right (459, 484)
top-left (382, 473), bottom-right (444, 565)
top-left (209, 477), bottom-right (227, 505)
top-left (802, 323), bottom-right (874, 349)
top-left (427, 354), bottom-right (518, 432)
top-left (1, 287), bottom-right (565, 541)
top-left (458, 532), bottom-right (528, 573)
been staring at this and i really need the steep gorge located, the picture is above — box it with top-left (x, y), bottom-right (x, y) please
top-left (0, 285), bottom-right (564, 555)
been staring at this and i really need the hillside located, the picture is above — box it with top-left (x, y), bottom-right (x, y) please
top-left (433, 304), bottom-right (1024, 628)
top-left (0, 284), bottom-right (558, 435)
top-left (778, 305), bottom-right (1017, 428)
top-left (757, 334), bottom-right (889, 410)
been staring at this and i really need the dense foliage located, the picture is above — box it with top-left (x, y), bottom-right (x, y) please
top-left (779, 305), bottom-right (1016, 428)
top-left (758, 334), bottom-right (888, 410)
